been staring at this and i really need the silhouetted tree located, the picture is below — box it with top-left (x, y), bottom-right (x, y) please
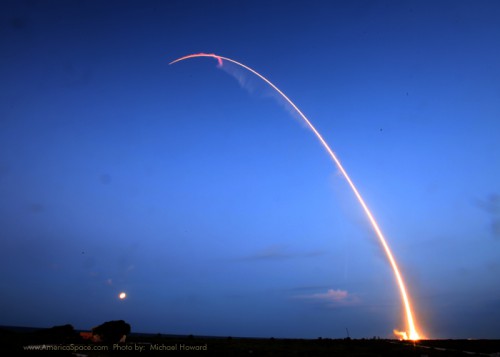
top-left (32, 324), bottom-right (80, 344)
top-left (92, 320), bottom-right (130, 344)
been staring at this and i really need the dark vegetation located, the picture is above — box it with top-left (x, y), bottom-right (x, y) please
top-left (92, 320), bottom-right (131, 344)
top-left (1, 324), bottom-right (499, 356)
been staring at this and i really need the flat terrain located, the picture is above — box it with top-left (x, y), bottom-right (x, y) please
top-left (2, 326), bottom-right (499, 356)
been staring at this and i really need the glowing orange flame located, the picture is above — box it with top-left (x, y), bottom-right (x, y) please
top-left (394, 329), bottom-right (409, 340)
top-left (170, 53), bottom-right (422, 340)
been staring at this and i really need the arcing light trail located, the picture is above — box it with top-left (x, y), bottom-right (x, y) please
top-left (170, 53), bottom-right (422, 340)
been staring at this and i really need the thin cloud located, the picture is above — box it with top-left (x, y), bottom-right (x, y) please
top-left (239, 245), bottom-right (325, 261)
top-left (245, 245), bottom-right (291, 261)
top-left (475, 193), bottom-right (500, 239)
top-left (476, 193), bottom-right (500, 214)
top-left (294, 288), bottom-right (361, 307)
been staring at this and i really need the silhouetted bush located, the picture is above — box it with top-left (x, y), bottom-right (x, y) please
top-left (92, 320), bottom-right (130, 344)
top-left (32, 324), bottom-right (80, 344)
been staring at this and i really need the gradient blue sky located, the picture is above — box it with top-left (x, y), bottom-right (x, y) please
top-left (1, 0), bottom-right (499, 339)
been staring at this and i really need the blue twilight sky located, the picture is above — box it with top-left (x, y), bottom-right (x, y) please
top-left (1, 0), bottom-right (499, 339)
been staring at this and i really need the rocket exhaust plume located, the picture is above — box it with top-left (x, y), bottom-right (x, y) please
top-left (170, 53), bottom-right (422, 340)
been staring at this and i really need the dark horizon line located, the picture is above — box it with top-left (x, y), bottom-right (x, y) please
top-left (1, 325), bottom-right (498, 341)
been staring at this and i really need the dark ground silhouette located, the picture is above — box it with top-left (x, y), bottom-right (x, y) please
top-left (1, 324), bottom-right (499, 356)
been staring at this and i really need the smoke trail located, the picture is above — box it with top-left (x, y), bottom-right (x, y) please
top-left (170, 53), bottom-right (422, 340)
top-left (217, 59), bottom-right (303, 126)
top-left (218, 60), bottom-right (256, 93)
